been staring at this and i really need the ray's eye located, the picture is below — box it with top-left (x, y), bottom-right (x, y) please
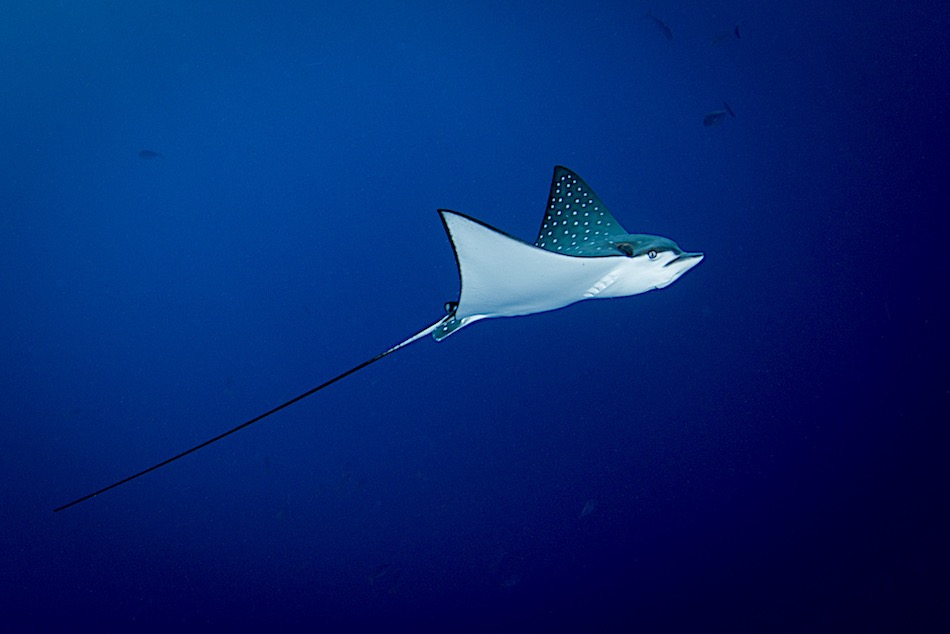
top-left (648, 250), bottom-right (658, 260)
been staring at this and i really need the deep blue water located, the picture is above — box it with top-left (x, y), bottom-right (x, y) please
top-left (2, 1), bottom-right (947, 630)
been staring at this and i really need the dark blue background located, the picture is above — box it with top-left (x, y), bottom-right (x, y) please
top-left (2, 1), bottom-right (947, 630)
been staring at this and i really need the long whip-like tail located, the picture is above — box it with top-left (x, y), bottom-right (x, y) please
top-left (53, 315), bottom-right (450, 512)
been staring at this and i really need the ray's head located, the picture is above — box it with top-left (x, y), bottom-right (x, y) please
top-left (611, 234), bottom-right (704, 291)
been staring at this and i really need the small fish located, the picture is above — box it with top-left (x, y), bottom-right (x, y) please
top-left (579, 499), bottom-right (597, 519)
top-left (645, 12), bottom-right (673, 41)
top-left (501, 574), bottom-right (521, 589)
top-left (138, 149), bottom-right (163, 159)
top-left (713, 25), bottom-right (741, 44)
top-left (368, 563), bottom-right (392, 585)
top-left (385, 568), bottom-right (402, 595)
top-left (703, 102), bottom-right (736, 127)
top-left (703, 111), bottom-right (727, 127)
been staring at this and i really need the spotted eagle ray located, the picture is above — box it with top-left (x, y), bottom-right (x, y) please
top-left (54, 166), bottom-right (703, 511)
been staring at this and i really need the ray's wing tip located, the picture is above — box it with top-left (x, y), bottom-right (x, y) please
top-left (438, 209), bottom-right (461, 224)
top-left (438, 209), bottom-right (466, 225)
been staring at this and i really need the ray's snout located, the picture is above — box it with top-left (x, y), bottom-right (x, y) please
top-left (665, 252), bottom-right (704, 268)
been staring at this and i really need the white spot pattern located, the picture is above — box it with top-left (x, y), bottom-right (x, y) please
top-left (535, 168), bottom-right (627, 255)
